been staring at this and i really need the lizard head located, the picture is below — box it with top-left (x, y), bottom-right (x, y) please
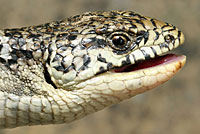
top-left (46, 11), bottom-right (185, 92)
top-left (0, 10), bottom-right (186, 128)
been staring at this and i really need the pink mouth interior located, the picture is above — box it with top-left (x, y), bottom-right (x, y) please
top-left (114, 54), bottom-right (181, 72)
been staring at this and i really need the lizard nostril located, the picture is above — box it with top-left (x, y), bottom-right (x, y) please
top-left (164, 35), bottom-right (175, 44)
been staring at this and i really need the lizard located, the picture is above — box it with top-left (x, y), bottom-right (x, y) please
top-left (0, 10), bottom-right (186, 128)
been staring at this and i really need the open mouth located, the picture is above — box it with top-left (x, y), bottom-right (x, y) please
top-left (113, 54), bottom-right (184, 73)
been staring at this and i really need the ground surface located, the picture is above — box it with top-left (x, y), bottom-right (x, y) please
top-left (0, 0), bottom-right (199, 134)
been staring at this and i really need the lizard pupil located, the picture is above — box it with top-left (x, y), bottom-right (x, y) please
top-left (112, 35), bottom-right (127, 50)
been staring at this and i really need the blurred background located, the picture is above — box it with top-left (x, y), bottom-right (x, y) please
top-left (0, 0), bottom-right (199, 134)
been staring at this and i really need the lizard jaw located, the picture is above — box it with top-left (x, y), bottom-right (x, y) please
top-left (113, 54), bottom-right (185, 73)
top-left (76, 55), bottom-right (186, 98)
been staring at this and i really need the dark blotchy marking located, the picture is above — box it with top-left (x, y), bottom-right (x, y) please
top-left (68, 43), bottom-right (76, 48)
top-left (40, 41), bottom-right (46, 51)
top-left (143, 32), bottom-right (149, 44)
top-left (150, 47), bottom-right (158, 57)
top-left (165, 26), bottom-right (176, 32)
top-left (96, 66), bottom-right (106, 75)
top-left (89, 17), bottom-right (98, 22)
top-left (107, 62), bottom-right (113, 70)
top-left (121, 55), bottom-right (131, 66)
top-left (159, 43), bottom-right (170, 50)
top-left (64, 63), bottom-right (75, 73)
top-left (133, 19), bottom-right (140, 23)
top-left (100, 66), bottom-right (106, 72)
top-left (67, 16), bottom-right (80, 22)
top-left (96, 38), bottom-right (107, 48)
top-left (178, 31), bottom-right (181, 42)
top-left (130, 24), bottom-right (137, 29)
top-left (136, 36), bottom-right (143, 45)
top-left (70, 30), bottom-right (79, 34)
top-left (97, 14), bottom-right (104, 17)
top-left (83, 54), bottom-right (91, 66)
top-left (121, 60), bottom-right (126, 66)
top-left (133, 19), bottom-right (145, 28)
top-left (72, 14), bottom-right (81, 19)
top-left (0, 57), bottom-right (6, 64)
top-left (56, 33), bottom-right (68, 39)
top-left (55, 65), bottom-right (65, 72)
top-left (78, 66), bottom-right (87, 71)
top-left (0, 44), bottom-right (3, 51)
top-left (8, 59), bottom-right (17, 65)
top-left (132, 54), bottom-right (137, 63)
top-left (10, 52), bottom-right (18, 61)
top-left (126, 12), bottom-right (137, 17)
top-left (11, 49), bottom-right (19, 57)
top-left (5, 31), bottom-right (23, 38)
top-left (135, 59), bottom-right (143, 64)
top-left (48, 45), bottom-right (53, 56)
top-left (155, 31), bottom-right (159, 41)
top-left (68, 35), bottom-right (77, 41)
top-left (4, 32), bottom-right (12, 37)
top-left (52, 54), bottom-right (62, 63)
top-left (90, 20), bottom-right (102, 27)
top-left (59, 46), bottom-right (68, 51)
top-left (110, 16), bottom-right (117, 19)
top-left (63, 68), bottom-right (69, 73)
top-left (110, 11), bottom-right (118, 16)
top-left (10, 49), bottom-right (33, 60)
top-left (43, 23), bottom-right (51, 28)
top-left (20, 50), bottom-right (33, 59)
top-left (46, 55), bottom-right (51, 65)
top-left (87, 30), bottom-right (96, 34)
top-left (97, 54), bottom-right (107, 63)
top-left (138, 15), bottom-right (147, 20)
top-left (128, 12), bottom-right (136, 17)
top-left (150, 19), bottom-right (157, 27)
top-left (161, 24), bottom-right (170, 30)
top-left (86, 38), bottom-right (107, 50)
top-left (137, 30), bottom-right (146, 35)
top-left (96, 27), bottom-right (108, 34)
top-left (122, 17), bottom-right (131, 21)
top-left (125, 55), bottom-right (131, 64)
top-left (141, 49), bottom-right (150, 60)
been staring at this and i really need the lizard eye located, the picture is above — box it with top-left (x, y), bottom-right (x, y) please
top-left (109, 32), bottom-right (131, 51)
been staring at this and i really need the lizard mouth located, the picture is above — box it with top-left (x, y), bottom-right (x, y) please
top-left (113, 54), bottom-right (184, 73)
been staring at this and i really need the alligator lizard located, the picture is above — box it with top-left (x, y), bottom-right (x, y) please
top-left (0, 10), bottom-right (186, 128)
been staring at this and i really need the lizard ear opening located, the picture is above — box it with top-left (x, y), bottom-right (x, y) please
top-left (44, 65), bottom-right (57, 89)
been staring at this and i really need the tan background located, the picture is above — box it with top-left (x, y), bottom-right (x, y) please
top-left (0, 0), bottom-right (199, 134)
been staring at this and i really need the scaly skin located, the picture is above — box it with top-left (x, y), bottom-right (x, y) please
top-left (0, 10), bottom-right (185, 128)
